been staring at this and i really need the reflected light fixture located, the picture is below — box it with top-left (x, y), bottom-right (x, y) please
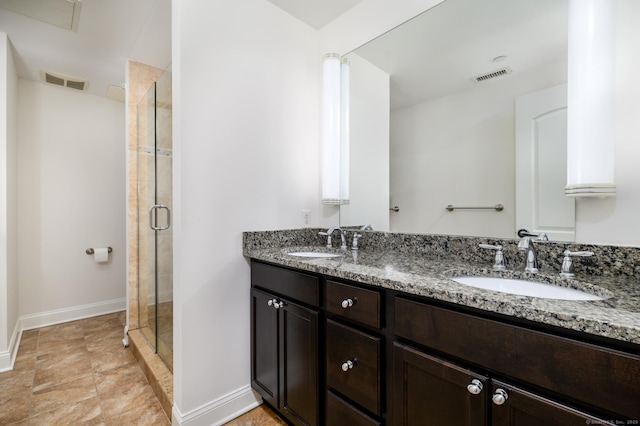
top-left (566, 0), bottom-right (616, 197)
top-left (322, 53), bottom-right (350, 205)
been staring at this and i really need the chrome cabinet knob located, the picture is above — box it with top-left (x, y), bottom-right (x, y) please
top-left (492, 389), bottom-right (508, 405)
top-left (466, 379), bottom-right (483, 395)
top-left (267, 299), bottom-right (283, 309)
top-left (341, 298), bottom-right (354, 309)
top-left (341, 360), bottom-right (354, 371)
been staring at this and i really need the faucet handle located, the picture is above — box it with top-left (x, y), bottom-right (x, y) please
top-left (352, 233), bottom-right (362, 251)
top-left (318, 231), bottom-right (332, 248)
top-left (479, 244), bottom-right (506, 270)
top-left (560, 250), bottom-right (594, 278)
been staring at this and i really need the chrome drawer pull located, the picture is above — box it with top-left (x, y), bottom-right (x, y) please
top-left (466, 379), bottom-right (483, 395)
top-left (341, 360), bottom-right (354, 371)
top-left (341, 298), bottom-right (354, 309)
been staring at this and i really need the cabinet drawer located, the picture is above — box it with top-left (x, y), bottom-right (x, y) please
top-left (326, 280), bottom-right (381, 328)
top-left (327, 391), bottom-right (381, 426)
top-left (251, 261), bottom-right (320, 307)
top-left (327, 319), bottom-right (382, 415)
top-left (395, 297), bottom-right (640, 419)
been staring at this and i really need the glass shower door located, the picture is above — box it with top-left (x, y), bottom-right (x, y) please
top-left (154, 68), bottom-right (173, 371)
top-left (137, 66), bottom-right (173, 371)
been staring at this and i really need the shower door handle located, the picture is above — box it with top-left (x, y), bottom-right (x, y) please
top-left (149, 205), bottom-right (171, 231)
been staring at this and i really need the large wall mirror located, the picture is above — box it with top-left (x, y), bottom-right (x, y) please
top-left (339, 0), bottom-right (574, 241)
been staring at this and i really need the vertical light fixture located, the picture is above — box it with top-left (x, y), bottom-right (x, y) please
top-left (322, 53), bottom-right (350, 204)
top-left (565, 0), bottom-right (616, 197)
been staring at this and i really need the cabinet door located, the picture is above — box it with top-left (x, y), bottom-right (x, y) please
top-left (280, 300), bottom-right (320, 426)
top-left (490, 380), bottom-right (616, 426)
top-left (393, 343), bottom-right (488, 426)
top-left (251, 288), bottom-right (279, 408)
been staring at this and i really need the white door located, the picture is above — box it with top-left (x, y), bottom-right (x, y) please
top-left (515, 84), bottom-right (575, 242)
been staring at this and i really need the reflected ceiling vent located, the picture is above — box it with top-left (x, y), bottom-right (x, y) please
top-left (0, 0), bottom-right (82, 32)
top-left (472, 67), bottom-right (513, 83)
top-left (39, 70), bottom-right (89, 91)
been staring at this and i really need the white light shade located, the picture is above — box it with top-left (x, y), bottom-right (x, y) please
top-left (566, 0), bottom-right (616, 197)
top-left (340, 57), bottom-right (350, 202)
top-left (322, 54), bottom-right (350, 204)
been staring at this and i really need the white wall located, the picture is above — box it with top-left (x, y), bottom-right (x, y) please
top-left (170, 1), bottom-right (466, 423)
top-left (0, 32), bottom-right (18, 371)
top-left (172, 0), bottom-right (323, 423)
top-left (574, 0), bottom-right (640, 247)
top-left (17, 80), bottom-right (126, 324)
top-left (389, 60), bottom-right (566, 237)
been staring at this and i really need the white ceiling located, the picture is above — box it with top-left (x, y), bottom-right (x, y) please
top-left (0, 0), bottom-right (171, 100)
top-left (350, 0), bottom-right (569, 110)
top-left (267, 0), bottom-right (363, 30)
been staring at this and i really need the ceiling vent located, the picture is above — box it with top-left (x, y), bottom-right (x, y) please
top-left (0, 0), bottom-right (82, 32)
top-left (472, 67), bottom-right (513, 83)
top-left (39, 70), bottom-right (90, 91)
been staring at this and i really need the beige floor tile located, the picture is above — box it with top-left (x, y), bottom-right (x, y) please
top-left (36, 336), bottom-right (87, 357)
top-left (103, 394), bottom-right (170, 426)
top-left (30, 372), bottom-right (98, 415)
top-left (94, 363), bottom-right (156, 418)
top-left (0, 390), bottom-right (31, 425)
top-left (34, 349), bottom-right (93, 390)
top-left (38, 321), bottom-right (84, 343)
top-left (224, 405), bottom-right (287, 426)
top-left (29, 396), bottom-right (105, 426)
top-left (83, 314), bottom-right (124, 341)
top-left (0, 369), bottom-right (35, 397)
top-left (88, 345), bottom-right (138, 374)
top-left (2, 312), bottom-right (171, 424)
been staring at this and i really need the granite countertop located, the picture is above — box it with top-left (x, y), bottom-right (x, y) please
top-left (244, 244), bottom-right (640, 345)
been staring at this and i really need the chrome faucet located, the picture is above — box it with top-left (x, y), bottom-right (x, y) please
top-left (319, 226), bottom-right (347, 250)
top-left (516, 230), bottom-right (549, 273)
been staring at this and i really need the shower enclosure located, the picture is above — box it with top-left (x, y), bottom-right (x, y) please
top-left (137, 65), bottom-right (173, 371)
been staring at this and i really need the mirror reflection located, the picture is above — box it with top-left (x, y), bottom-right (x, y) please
top-left (340, 0), bottom-right (573, 241)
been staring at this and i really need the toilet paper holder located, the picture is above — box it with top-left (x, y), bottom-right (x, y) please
top-left (86, 247), bottom-right (113, 255)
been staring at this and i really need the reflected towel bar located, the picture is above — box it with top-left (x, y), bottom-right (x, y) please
top-left (446, 204), bottom-right (504, 212)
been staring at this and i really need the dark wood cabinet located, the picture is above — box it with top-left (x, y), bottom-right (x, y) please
top-left (250, 261), bottom-right (638, 425)
top-left (326, 280), bottom-right (381, 329)
top-left (394, 297), bottom-right (627, 426)
top-left (490, 380), bottom-right (615, 426)
top-left (393, 343), bottom-right (487, 426)
top-left (251, 288), bottom-right (279, 408)
top-left (327, 391), bottom-right (381, 426)
top-left (393, 343), bottom-right (616, 426)
top-left (326, 319), bottom-right (382, 416)
top-left (251, 263), bottom-right (321, 426)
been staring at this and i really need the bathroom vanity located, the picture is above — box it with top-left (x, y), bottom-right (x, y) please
top-left (245, 229), bottom-right (640, 426)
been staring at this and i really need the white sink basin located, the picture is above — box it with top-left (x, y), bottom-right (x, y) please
top-left (287, 251), bottom-right (343, 258)
top-left (451, 276), bottom-right (605, 301)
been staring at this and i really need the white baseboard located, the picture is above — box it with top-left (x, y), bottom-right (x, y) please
top-left (171, 385), bottom-right (261, 426)
top-left (1, 297), bottom-right (125, 372)
top-left (0, 320), bottom-right (22, 373)
top-left (19, 298), bottom-right (126, 331)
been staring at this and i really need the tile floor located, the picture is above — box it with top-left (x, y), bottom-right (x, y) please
top-left (0, 311), bottom-right (170, 425)
top-left (0, 311), bottom-right (285, 426)
top-left (224, 405), bottom-right (287, 426)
